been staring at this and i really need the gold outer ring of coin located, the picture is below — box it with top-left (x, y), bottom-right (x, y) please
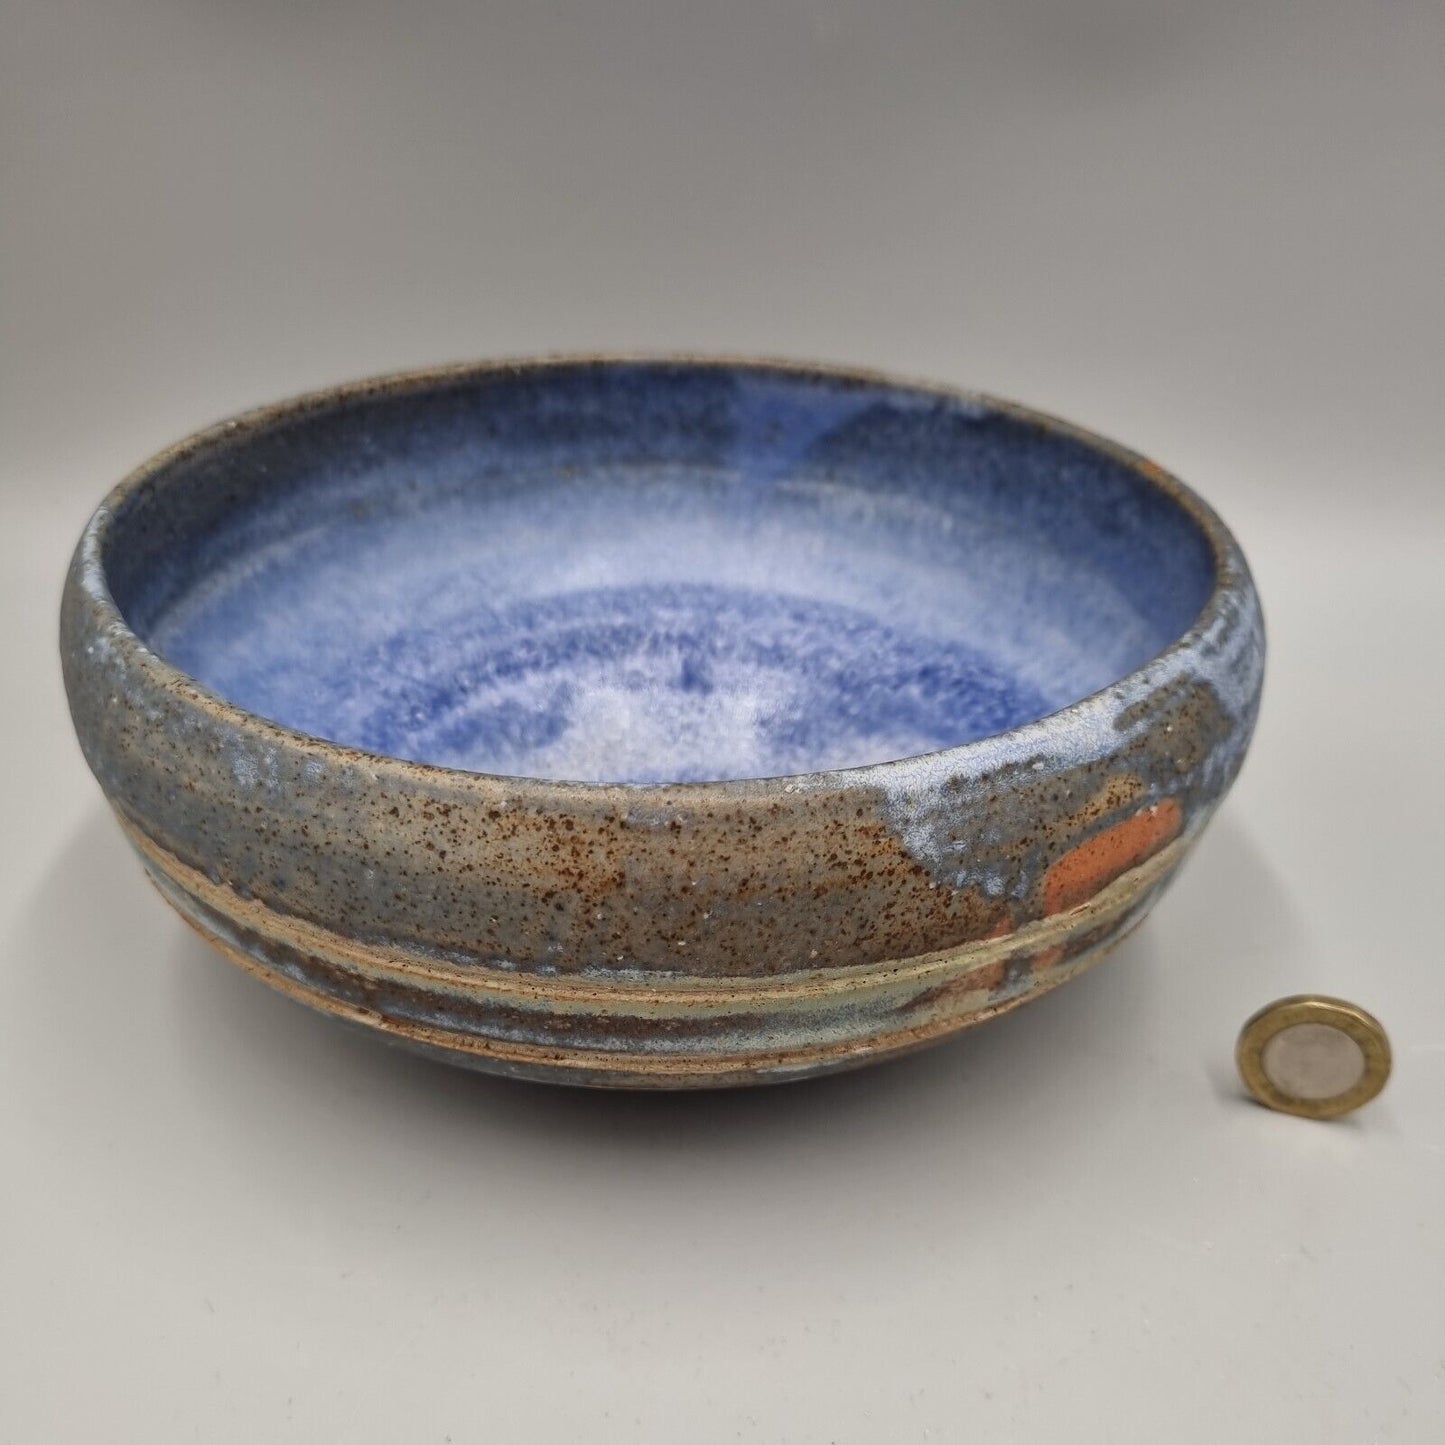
top-left (1236, 995), bottom-right (1391, 1119)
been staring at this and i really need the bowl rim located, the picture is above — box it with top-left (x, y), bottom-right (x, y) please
top-left (70, 352), bottom-right (1255, 797)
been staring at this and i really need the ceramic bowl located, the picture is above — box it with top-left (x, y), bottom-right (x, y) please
top-left (62, 358), bottom-right (1264, 1087)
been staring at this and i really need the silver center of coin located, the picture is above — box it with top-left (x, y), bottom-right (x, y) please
top-left (1260, 1022), bottom-right (1367, 1100)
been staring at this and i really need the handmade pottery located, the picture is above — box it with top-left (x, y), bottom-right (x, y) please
top-left (62, 358), bottom-right (1264, 1086)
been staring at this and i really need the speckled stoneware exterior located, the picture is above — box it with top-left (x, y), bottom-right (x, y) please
top-left (62, 358), bottom-right (1264, 1087)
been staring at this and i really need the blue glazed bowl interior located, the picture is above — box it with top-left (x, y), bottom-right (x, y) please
top-left (106, 363), bottom-right (1216, 784)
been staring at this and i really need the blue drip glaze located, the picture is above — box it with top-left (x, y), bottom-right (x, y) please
top-left (111, 363), bottom-right (1217, 784)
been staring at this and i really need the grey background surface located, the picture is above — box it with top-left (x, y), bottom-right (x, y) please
top-left (3, 2), bottom-right (1442, 1440)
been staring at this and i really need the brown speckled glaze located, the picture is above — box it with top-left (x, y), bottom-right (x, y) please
top-left (61, 358), bottom-right (1264, 1087)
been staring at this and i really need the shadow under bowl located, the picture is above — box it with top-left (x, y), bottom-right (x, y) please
top-left (61, 357), bottom-right (1264, 1087)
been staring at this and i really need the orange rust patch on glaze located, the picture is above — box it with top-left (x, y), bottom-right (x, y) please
top-left (1043, 800), bottom-right (1182, 916)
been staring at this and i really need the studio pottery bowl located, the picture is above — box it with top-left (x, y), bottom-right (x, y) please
top-left (62, 358), bottom-right (1264, 1087)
